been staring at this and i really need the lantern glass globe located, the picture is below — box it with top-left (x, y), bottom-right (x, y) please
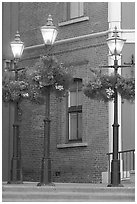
top-left (107, 27), bottom-right (126, 56)
top-left (41, 14), bottom-right (58, 45)
top-left (10, 31), bottom-right (24, 59)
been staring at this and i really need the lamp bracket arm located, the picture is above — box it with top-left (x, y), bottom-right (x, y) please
top-left (124, 54), bottom-right (135, 66)
top-left (99, 65), bottom-right (132, 69)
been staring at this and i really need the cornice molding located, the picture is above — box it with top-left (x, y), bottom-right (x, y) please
top-left (21, 41), bottom-right (106, 62)
top-left (24, 28), bottom-right (135, 53)
top-left (24, 30), bottom-right (109, 51)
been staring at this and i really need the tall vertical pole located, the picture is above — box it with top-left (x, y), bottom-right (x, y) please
top-left (38, 14), bottom-right (57, 186)
top-left (108, 59), bottom-right (123, 187)
top-left (8, 60), bottom-right (23, 184)
top-left (37, 86), bottom-right (52, 186)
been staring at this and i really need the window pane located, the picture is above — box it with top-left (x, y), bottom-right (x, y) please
top-left (77, 80), bottom-right (82, 90)
top-left (77, 90), bottom-right (82, 106)
top-left (70, 2), bottom-right (83, 19)
top-left (69, 91), bottom-right (82, 107)
top-left (69, 79), bottom-right (82, 107)
top-left (79, 2), bottom-right (84, 16)
top-left (78, 112), bottom-right (82, 139)
top-left (69, 113), bottom-right (77, 140)
top-left (70, 2), bottom-right (79, 19)
top-left (70, 92), bottom-right (77, 107)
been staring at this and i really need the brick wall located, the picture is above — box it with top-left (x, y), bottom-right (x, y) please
top-left (19, 2), bottom-right (108, 46)
top-left (18, 2), bottom-right (109, 183)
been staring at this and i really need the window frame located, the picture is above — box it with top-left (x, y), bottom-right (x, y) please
top-left (67, 78), bottom-right (82, 143)
top-left (66, 2), bottom-right (84, 21)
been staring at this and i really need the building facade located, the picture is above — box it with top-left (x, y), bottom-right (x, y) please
top-left (2, 2), bottom-right (135, 183)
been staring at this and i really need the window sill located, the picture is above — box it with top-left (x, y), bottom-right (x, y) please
top-left (58, 16), bottom-right (89, 27)
top-left (57, 142), bottom-right (88, 149)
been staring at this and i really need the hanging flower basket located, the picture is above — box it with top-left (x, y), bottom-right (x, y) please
top-left (2, 78), bottom-right (29, 103)
top-left (83, 69), bottom-right (135, 102)
top-left (25, 55), bottom-right (72, 98)
top-left (117, 76), bottom-right (135, 101)
top-left (2, 55), bottom-right (72, 104)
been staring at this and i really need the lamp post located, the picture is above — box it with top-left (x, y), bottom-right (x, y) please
top-left (8, 31), bottom-right (24, 184)
top-left (37, 14), bottom-right (58, 186)
top-left (106, 27), bottom-right (126, 187)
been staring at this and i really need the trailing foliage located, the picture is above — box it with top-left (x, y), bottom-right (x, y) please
top-left (83, 69), bottom-right (135, 102)
top-left (2, 55), bottom-right (72, 104)
top-left (2, 78), bottom-right (29, 103)
top-left (117, 76), bottom-right (135, 101)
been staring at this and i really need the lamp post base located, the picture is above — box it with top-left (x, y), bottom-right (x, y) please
top-left (107, 183), bottom-right (123, 187)
top-left (107, 159), bottom-right (123, 187)
top-left (37, 182), bottom-right (55, 186)
top-left (7, 180), bottom-right (23, 184)
top-left (37, 157), bottom-right (54, 186)
top-left (8, 157), bottom-right (23, 184)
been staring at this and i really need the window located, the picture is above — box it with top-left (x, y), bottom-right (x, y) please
top-left (67, 2), bottom-right (84, 20)
top-left (68, 78), bottom-right (82, 142)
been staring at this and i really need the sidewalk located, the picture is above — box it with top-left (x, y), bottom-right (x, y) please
top-left (2, 181), bottom-right (135, 187)
top-left (2, 181), bottom-right (135, 202)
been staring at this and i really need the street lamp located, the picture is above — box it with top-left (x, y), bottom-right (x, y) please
top-left (107, 27), bottom-right (126, 187)
top-left (8, 31), bottom-right (24, 184)
top-left (41, 14), bottom-right (58, 45)
top-left (37, 14), bottom-right (58, 186)
top-left (10, 31), bottom-right (24, 61)
top-left (107, 28), bottom-right (125, 57)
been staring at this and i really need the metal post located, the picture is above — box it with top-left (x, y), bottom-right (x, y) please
top-left (8, 61), bottom-right (23, 184)
top-left (37, 86), bottom-right (53, 186)
top-left (108, 59), bottom-right (123, 187)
